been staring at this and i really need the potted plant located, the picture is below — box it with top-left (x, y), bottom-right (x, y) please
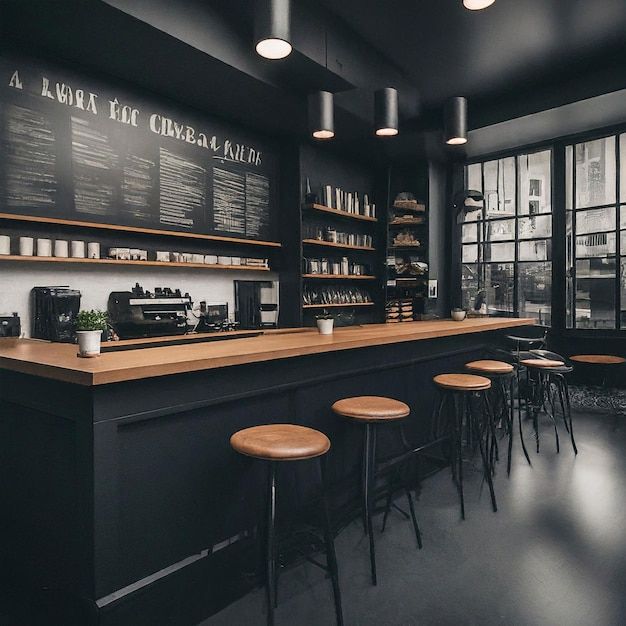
top-left (75, 309), bottom-right (108, 357)
top-left (451, 307), bottom-right (467, 321)
top-left (316, 310), bottom-right (335, 335)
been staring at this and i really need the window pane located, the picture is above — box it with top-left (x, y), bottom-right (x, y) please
top-left (575, 232), bottom-right (616, 258)
top-left (484, 242), bottom-right (515, 262)
top-left (484, 263), bottom-right (514, 314)
top-left (485, 218), bottom-right (515, 242)
top-left (518, 214), bottom-right (551, 239)
top-left (621, 258), bottom-right (626, 328)
top-left (575, 136), bottom-right (616, 208)
top-left (462, 244), bottom-right (478, 263)
top-left (566, 145), bottom-right (573, 211)
top-left (462, 223), bottom-right (479, 243)
top-left (575, 258), bottom-right (616, 329)
top-left (519, 239), bottom-right (551, 261)
top-left (461, 263), bottom-right (479, 310)
top-left (518, 150), bottom-right (551, 215)
top-left (621, 205), bottom-right (626, 230)
top-left (621, 134), bottom-right (626, 204)
top-left (575, 206), bottom-right (616, 234)
top-left (484, 157), bottom-right (515, 218)
top-left (467, 163), bottom-right (482, 195)
top-left (518, 262), bottom-right (551, 325)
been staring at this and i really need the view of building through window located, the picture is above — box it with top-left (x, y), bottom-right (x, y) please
top-left (462, 150), bottom-right (552, 325)
top-left (566, 134), bottom-right (625, 329)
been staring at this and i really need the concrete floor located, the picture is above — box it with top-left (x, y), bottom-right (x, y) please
top-left (204, 411), bottom-right (626, 626)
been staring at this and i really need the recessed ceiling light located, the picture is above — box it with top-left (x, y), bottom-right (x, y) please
top-left (463, 0), bottom-right (496, 10)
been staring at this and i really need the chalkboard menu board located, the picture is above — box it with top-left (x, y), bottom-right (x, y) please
top-left (0, 55), bottom-right (278, 242)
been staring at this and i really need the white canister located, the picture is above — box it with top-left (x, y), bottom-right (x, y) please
top-left (130, 249), bottom-right (142, 261)
top-left (231, 256), bottom-right (242, 266)
top-left (156, 251), bottom-right (170, 262)
top-left (19, 237), bottom-right (34, 256)
top-left (36, 239), bottom-right (53, 257)
top-left (71, 241), bottom-right (86, 258)
top-left (55, 240), bottom-right (69, 258)
top-left (0, 235), bottom-right (10, 255)
top-left (87, 242), bottom-right (100, 259)
top-left (218, 256), bottom-right (232, 265)
top-left (205, 255), bottom-right (218, 265)
top-left (192, 253), bottom-right (204, 264)
top-left (183, 253), bottom-right (194, 263)
top-left (317, 318), bottom-right (334, 335)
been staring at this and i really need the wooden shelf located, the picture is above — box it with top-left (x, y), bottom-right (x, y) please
top-left (302, 274), bottom-right (376, 280)
top-left (305, 204), bottom-right (377, 223)
top-left (0, 255), bottom-right (270, 272)
top-left (390, 205), bottom-right (426, 214)
top-left (302, 302), bottom-right (375, 309)
top-left (302, 239), bottom-right (375, 251)
top-left (0, 212), bottom-right (282, 248)
top-left (389, 220), bottom-right (427, 226)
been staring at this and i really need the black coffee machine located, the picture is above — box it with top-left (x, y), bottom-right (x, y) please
top-left (234, 280), bottom-right (278, 329)
top-left (31, 286), bottom-right (81, 343)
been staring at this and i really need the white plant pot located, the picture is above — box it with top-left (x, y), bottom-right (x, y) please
top-left (76, 330), bottom-right (102, 358)
top-left (317, 318), bottom-right (334, 335)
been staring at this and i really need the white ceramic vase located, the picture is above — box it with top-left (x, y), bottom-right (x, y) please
top-left (317, 318), bottom-right (334, 335)
top-left (76, 330), bottom-right (102, 358)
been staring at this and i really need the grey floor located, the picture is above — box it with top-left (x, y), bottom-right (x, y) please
top-left (203, 411), bottom-right (626, 626)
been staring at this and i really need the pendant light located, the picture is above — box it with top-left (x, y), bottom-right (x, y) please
top-left (463, 0), bottom-right (495, 9)
top-left (444, 97), bottom-right (468, 145)
top-left (308, 91), bottom-right (334, 140)
top-left (374, 88), bottom-right (399, 136)
top-left (255, 0), bottom-right (292, 60)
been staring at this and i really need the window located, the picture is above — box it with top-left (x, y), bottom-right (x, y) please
top-left (566, 134), bottom-right (624, 329)
top-left (462, 150), bottom-right (552, 325)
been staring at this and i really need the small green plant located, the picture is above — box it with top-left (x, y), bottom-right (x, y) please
top-left (75, 309), bottom-right (108, 332)
top-left (315, 309), bottom-right (335, 320)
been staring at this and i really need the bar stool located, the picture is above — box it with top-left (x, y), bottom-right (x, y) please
top-left (432, 374), bottom-right (497, 520)
top-left (230, 424), bottom-right (343, 626)
top-left (570, 354), bottom-right (625, 417)
top-left (465, 360), bottom-right (530, 475)
top-left (331, 396), bottom-right (421, 586)
top-left (520, 356), bottom-right (577, 455)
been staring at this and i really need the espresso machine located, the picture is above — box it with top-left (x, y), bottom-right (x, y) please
top-left (107, 283), bottom-right (192, 339)
top-left (31, 286), bottom-right (81, 343)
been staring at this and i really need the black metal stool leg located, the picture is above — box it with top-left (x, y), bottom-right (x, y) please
top-left (455, 393), bottom-right (466, 520)
top-left (404, 485), bottom-right (423, 549)
top-left (363, 423), bottom-right (377, 585)
top-left (265, 462), bottom-right (277, 626)
top-left (560, 375), bottom-right (577, 454)
top-left (514, 373), bottom-right (531, 468)
top-left (320, 456), bottom-right (344, 626)
top-left (477, 391), bottom-right (498, 513)
top-left (506, 375), bottom-right (514, 475)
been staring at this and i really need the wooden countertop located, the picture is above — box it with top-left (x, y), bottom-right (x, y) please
top-left (0, 318), bottom-right (534, 386)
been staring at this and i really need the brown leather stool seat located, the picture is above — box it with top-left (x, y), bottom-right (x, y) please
top-left (465, 360), bottom-right (514, 375)
top-left (520, 358), bottom-right (564, 369)
top-left (570, 354), bottom-right (626, 365)
top-left (433, 373), bottom-right (492, 392)
top-left (230, 424), bottom-right (330, 461)
top-left (331, 396), bottom-right (410, 421)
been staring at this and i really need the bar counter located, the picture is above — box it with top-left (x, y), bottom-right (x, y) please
top-left (0, 317), bottom-right (533, 625)
top-left (0, 317), bottom-right (533, 385)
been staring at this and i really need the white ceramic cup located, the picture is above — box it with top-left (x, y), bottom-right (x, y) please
top-left (71, 240), bottom-right (86, 258)
top-left (55, 240), bottom-right (69, 257)
top-left (0, 235), bottom-right (10, 255)
top-left (36, 238), bottom-right (52, 257)
top-left (87, 242), bottom-right (100, 259)
top-left (19, 237), bottom-right (34, 256)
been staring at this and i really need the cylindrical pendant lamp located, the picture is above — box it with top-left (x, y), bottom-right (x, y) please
top-left (463, 0), bottom-right (496, 9)
top-left (308, 91), bottom-right (334, 139)
top-left (444, 97), bottom-right (468, 145)
top-left (374, 88), bottom-right (399, 136)
top-left (255, 0), bottom-right (292, 60)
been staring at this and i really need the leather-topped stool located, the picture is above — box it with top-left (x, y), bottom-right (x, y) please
top-left (520, 354), bottom-right (577, 455)
top-left (466, 360), bottom-right (530, 475)
top-left (230, 424), bottom-right (343, 626)
top-left (432, 373), bottom-right (497, 520)
top-left (331, 396), bottom-right (421, 586)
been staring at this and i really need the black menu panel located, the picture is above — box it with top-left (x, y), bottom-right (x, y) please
top-left (0, 55), bottom-right (278, 242)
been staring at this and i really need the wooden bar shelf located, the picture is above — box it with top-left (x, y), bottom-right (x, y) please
top-left (0, 255), bottom-right (270, 272)
top-left (302, 239), bottom-right (375, 251)
top-left (305, 204), bottom-right (378, 223)
top-left (302, 273), bottom-right (375, 280)
top-left (0, 212), bottom-right (282, 248)
top-left (302, 302), bottom-right (375, 309)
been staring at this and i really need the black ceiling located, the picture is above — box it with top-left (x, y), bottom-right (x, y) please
top-left (317, 0), bottom-right (626, 127)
